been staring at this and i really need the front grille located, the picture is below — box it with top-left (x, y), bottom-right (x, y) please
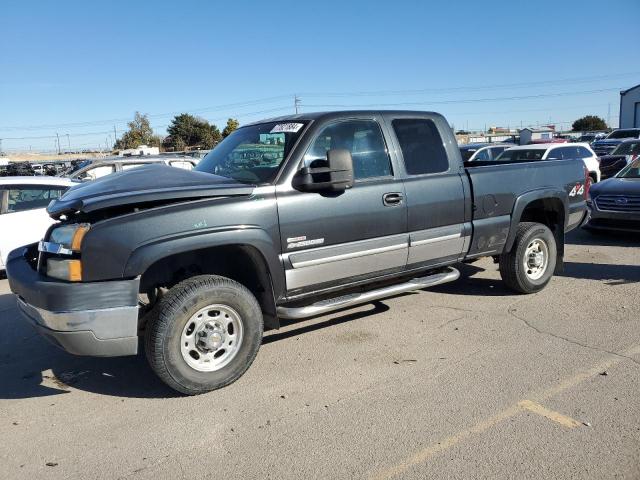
top-left (595, 195), bottom-right (640, 212)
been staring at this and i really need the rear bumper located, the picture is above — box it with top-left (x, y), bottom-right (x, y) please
top-left (566, 202), bottom-right (589, 232)
top-left (6, 246), bottom-right (140, 357)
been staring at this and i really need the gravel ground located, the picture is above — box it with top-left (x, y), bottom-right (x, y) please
top-left (0, 228), bottom-right (638, 480)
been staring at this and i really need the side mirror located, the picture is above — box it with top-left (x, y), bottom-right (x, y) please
top-left (294, 149), bottom-right (354, 192)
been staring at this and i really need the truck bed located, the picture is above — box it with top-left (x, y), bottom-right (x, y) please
top-left (464, 158), bottom-right (588, 258)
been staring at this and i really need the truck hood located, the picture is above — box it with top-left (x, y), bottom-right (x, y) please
top-left (591, 177), bottom-right (640, 197)
top-left (47, 164), bottom-right (254, 219)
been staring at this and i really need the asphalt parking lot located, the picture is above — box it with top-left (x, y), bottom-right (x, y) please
top-left (0, 228), bottom-right (639, 479)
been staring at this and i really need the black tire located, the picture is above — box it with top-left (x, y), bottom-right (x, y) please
top-left (144, 275), bottom-right (263, 395)
top-left (499, 222), bottom-right (557, 294)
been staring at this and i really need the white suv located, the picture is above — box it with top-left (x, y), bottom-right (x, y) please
top-left (0, 176), bottom-right (77, 270)
top-left (496, 143), bottom-right (601, 183)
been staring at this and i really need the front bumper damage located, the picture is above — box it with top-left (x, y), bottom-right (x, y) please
top-left (6, 245), bottom-right (140, 356)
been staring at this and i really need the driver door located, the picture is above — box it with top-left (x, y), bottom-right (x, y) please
top-left (276, 118), bottom-right (408, 295)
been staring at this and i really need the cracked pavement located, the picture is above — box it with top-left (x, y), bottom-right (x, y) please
top-left (0, 228), bottom-right (639, 479)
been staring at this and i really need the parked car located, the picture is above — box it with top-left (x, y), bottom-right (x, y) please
top-left (585, 157), bottom-right (640, 232)
top-left (591, 128), bottom-right (640, 156)
top-left (494, 143), bottom-right (601, 183)
top-left (577, 132), bottom-right (606, 143)
top-left (0, 176), bottom-right (76, 271)
top-left (185, 149), bottom-right (211, 160)
top-left (7, 110), bottom-right (589, 394)
top-left (0, 162), bottom-right (35, 177)
top-left (459, 143), bottom-right (510, 163)
top-left (64, 155), bottom-right (197, 181)
top-left (598, 139), bottom-right (640, 180)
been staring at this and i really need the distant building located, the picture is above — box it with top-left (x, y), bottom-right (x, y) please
top-left (519, 127), bottom-right (554, 145)
top-left (488, 127), bottom-right (515, 134)
top-left (118, 145), bottom-right (160, 157)
top-left (619, 84), bottom-right (640, 128)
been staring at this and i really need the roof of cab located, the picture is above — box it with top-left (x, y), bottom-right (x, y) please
top-left (244, 110), bottom-right (443, 126)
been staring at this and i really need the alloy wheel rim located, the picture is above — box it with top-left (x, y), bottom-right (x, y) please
top-left (523, 238), bottom-right (549, 280)
top-left (180, 304), bottom-right (244, 372)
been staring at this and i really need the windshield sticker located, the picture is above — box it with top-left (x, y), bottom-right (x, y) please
top-left (270, 123), bottom-right (304, 133)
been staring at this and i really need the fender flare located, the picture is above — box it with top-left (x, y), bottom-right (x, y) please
top-left (505, 188), bottom-right (569, 253)
top-left (123, 226), bottom-right (285, 326)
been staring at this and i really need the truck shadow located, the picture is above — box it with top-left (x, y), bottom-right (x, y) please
top-left (263, 301), bottom-right (391, 344)
top-left (559, 261), bottom-right (640, 285)
top-left (0, 295), bottom-right (394, 400)
top-left (566, 228), bottom-right (640, 247)
top-left (427, 263), bottom-right (514, 297)
top-left (0, 294), bottom-right (179, 400)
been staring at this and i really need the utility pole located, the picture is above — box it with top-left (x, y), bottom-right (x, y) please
top-left (0, 138), bottom-right (3, 156)
top-left (294, 95), bottom-right (301, 114)
top-left (55, 132), bottom-right (61, 155)
top-left (607, 103), bottom-right (611, 127)
top-left (66, 133), bottom-right (70, 152)
top-left (113, 125), bottom-right (118, 147)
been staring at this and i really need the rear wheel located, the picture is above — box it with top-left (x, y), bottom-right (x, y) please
top-left (144, 275), bottom-right (263, 395)
top-left (499, 222), bottom-right (557, 294)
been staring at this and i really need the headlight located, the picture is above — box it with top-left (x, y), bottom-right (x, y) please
top-left (46, 258), bottom-right (82, 281)
top-left (49, 223), bottom-right (90, 251)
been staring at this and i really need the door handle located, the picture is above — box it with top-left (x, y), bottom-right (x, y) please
top-left (383, 192), bottom-right (404, 206)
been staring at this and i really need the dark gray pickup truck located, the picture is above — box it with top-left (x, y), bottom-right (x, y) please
top-left (7, 111), bottom-right (589, 394)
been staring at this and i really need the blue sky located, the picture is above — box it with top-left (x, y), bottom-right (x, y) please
top-left (1, 0), bottom-right (639, 151)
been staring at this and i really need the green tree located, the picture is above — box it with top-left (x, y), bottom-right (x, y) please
top-left (572, 115), bottom-right (607, 132)
top-left (164, 113), bottom-right (221, 150)
top-left (222, 118), bottom-right (240, 138)
top-left (114, 112), bottom-right (161, 149)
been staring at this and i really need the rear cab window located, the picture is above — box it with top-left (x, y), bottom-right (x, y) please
top-left (391, 119), bottom-right (449, 175)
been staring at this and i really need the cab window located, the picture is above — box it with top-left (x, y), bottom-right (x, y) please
top-left (303, 120), bottom-right (392, 180)
top-left (474, 148), bottom-right (491, 161)
top-left (392, 119), bottom-right (449, 175)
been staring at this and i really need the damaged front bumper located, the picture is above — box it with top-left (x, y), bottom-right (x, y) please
top-left (6, 245), bottom-right (140, 357)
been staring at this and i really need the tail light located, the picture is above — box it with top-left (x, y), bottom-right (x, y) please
top-left (584, 165), bottom-right (591, 200)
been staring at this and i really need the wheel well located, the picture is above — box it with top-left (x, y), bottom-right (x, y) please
top-left (589, 171), bottom-right (598, 183)
top-left (140, 245), bottom-right (279, 330)
top-left (518, 197), bottom-right (565, 266)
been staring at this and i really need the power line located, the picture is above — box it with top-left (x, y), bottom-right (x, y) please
top-left (2, 71), bottom-right (636, 133)
top-left (298, 71), bottom-right (639, 97)
top-left (1, 105), bottom-right (294, 141)
top-left (0, 95), bottom-right (293, 132)
top-left (302, 87), bottom-right (622, 109)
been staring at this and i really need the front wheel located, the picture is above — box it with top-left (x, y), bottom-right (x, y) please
top-left (499, 222), bottom-right (557, 294)
top-left (144, 275), bottom-right (263, 395)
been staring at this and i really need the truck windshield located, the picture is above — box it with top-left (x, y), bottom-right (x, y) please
top-left (616, 158), bottom-right (640, 178)
top-left (611, 141), bottom-right (640, 155)
top-left (196, 121), bottom-right (307, 184)
top-left (607, 129), bottom-right (640, 139)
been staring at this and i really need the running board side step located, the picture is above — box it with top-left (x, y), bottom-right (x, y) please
top-left (277, 267), bottom-right (460, 320)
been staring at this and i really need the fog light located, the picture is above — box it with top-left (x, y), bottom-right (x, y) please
top-left (47, 259), bottom-right (82, 281)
